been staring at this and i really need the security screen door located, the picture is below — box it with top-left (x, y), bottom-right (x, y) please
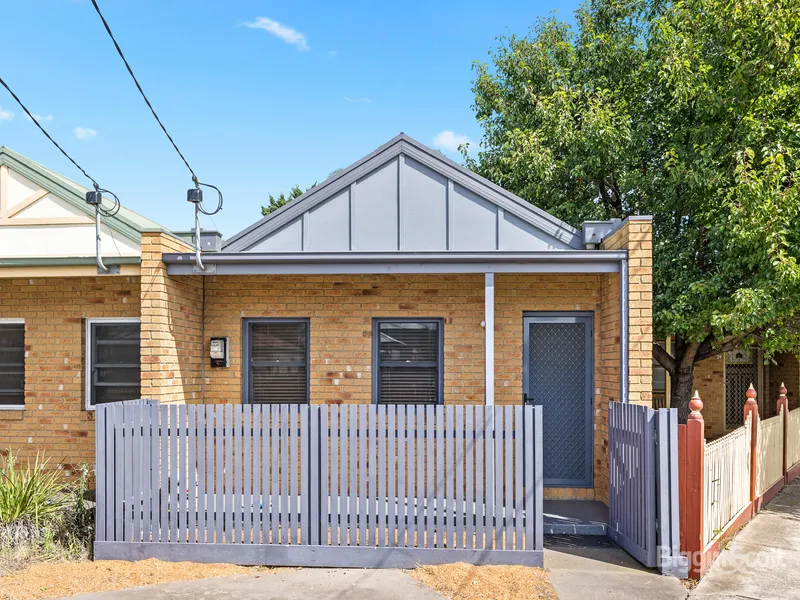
top-left (523, 313), bottom-right (593, 487)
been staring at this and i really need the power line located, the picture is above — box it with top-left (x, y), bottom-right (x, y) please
top-left (0, 75), bottom-right (101, 190)
top-left (90, 0), bottom-right (197, 182)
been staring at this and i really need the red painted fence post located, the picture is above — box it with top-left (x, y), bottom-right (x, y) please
top-left (744, 384), bottom-right (759, 506)
top-left (681, 391), bottom-right (705, 580)
top-left (778, 383), bottom-right (789, 483)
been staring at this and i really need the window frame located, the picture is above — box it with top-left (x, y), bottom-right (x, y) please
top-left (372, 317), bottom-right (444, 406)
top-left (242, 317), bottom-right (311, 405)
top-left (0, 318), bottom-right (25, 411)
top-left (85, 317), bottom-right (142, 411)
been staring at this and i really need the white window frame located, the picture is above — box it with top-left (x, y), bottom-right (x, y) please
top-left (0, 318), bottom-right (25, 411)
top-left (85, 317), bottom-right (141, 411)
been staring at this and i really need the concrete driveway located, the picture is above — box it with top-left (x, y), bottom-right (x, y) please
top-left (545, 536), bottom-right (687, 600)
top-left (64, 569), bottom-right (444, 600)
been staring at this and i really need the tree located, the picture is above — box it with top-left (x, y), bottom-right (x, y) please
top-left (466, 0), bottom-right (800, 418)
top-left (261, 183), bottom-right (316, 216)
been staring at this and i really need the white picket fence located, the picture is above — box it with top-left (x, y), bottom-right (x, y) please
top-left (788, 408), bottom-right (800, 469)
top-left (756, 410), bottom-right (785, 496)
top-left (703, 414), bottom-right (751, 545)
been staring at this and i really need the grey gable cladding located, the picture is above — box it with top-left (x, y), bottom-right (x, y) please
top-left (223, 134), bottom-right (583, 252)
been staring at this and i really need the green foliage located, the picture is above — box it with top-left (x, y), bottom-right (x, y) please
top-left (467, 0), bottom-right (800, 405)
top-left (260, 183), bottom-right (317, 216)
top-left (0, 449), bottom-right (66, 526)
top-left (0, 452), bottom-right (93, 564)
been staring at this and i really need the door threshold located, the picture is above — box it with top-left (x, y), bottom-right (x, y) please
top-left (543, 500), bottom-right (608, 535)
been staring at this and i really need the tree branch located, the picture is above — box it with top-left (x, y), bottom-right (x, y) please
top-left (653, 342), bottom-right (677, 376)
top-left (695, 334), bottom-right (756, 362)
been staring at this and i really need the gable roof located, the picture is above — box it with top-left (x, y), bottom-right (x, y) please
top-left (0, 146), bottom-right (163, 243)
top-left (223, 133), bottom-right (583, 252)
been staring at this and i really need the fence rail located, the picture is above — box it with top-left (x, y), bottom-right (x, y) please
top-left (704, 415), bottom-right (751, 545)
top-left (788, 408), bottom-right (800, 469)
top-left (94, 402), bottom-right (544, 567)
top-left (756, 411), bottom-right (785, 496)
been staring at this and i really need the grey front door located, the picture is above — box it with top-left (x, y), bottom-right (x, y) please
top-left (523, 313), bottom-right (593, 487)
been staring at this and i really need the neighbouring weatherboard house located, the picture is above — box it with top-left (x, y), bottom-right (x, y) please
top-left (1, 134), bottom-right (652, 503)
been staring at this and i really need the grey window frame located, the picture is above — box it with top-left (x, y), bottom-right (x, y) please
top-left (372, 317), bottom-right (444, 405)
top-left (242, 318), bottom-right (310, 405)
top-left (85, 318), bottom-right (141, 410)
top-left (0, 320), bottom-right (25, 410)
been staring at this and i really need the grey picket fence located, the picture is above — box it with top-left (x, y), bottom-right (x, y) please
top-left (94, 402), bottom-right (544, 567)
top-left (608, 402), bottom-right (687, 578)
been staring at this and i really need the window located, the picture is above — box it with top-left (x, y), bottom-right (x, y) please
top-left (86, 319), bottom-right (141, 409)
top-left (245, 319), bottom-right (309, 404)
top-left (0, 321), bottom-right (25, 408)
top-left (373, 319), bottom-right (443, 404)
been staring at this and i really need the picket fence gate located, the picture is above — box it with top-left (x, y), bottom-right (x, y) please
top-left (94, 401), bottom-right (545, 567)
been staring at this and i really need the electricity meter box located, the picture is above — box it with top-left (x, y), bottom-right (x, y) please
top-left (209, 337), bottom-right (229, 368)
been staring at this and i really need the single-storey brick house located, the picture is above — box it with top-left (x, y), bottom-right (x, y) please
top-left (0, 146), bottom-right (194, 471)
top-left (1, 135), bottom-right (653, 502)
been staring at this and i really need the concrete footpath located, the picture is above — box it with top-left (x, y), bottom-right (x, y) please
top-left (691, 479), bottom-right (800, 600)
top-left (545, 536), bottom-right (687, 600)
top-left (66, 568), bottom-right (444, 600)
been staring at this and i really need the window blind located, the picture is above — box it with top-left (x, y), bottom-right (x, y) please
top-left (375, 320), bottom-right (441, 404)
top-left (0, 323), bottom-right (24, 406)
top-left (90, 322), bottom-right (141, 406)
top-left (248, 320), bottom-right (308, 404)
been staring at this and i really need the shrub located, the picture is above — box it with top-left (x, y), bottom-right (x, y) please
top-left (0, 449), bottom-right (67, 526)
top-left (0, 450), bottom-right (93, 564)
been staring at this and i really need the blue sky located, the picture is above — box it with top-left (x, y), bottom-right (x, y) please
top-left (0, 0), bottom-right (580, 236)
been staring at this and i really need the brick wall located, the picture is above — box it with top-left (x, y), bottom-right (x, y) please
top-left (495, 273), bottom-right (604, 500)
top-left (694, 350), bottom-right (799, 438)
top-left (767, 352), bottom-right (800, 413)
top-left (694, 355), bottom-right (726, 437)
top-left (0, 276), bottom-right (140, 472)
top-left (202, 272), bottom-right (623, 500)
top-left (596, 217), bottom-right (654, 503)
top-left (139, 232), bottom-right (204, 404)
top-left (203, 274), bottom-right (486, 406)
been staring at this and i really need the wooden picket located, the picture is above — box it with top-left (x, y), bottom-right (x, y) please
top-left (94, 402), bottom-right (544, 567)
top-left (756, 410), bottom-right (785, 496)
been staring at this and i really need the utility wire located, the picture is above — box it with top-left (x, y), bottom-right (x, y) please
top-left (90, 0), bottom-right (197, 182)
top-left (0, 75), bottom-right (101, 190)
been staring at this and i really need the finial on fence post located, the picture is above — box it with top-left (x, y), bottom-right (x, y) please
top-left (688, 390), bottom-right (703, 421)
top-left (744, 383), bottom-right (759, 422)
top-left (744, 382), bottom-right (759, 504)
top-left (779, 382), bottom-right (788, 409)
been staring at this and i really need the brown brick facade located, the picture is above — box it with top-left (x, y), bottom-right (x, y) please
top-left (139, 232), bottom-right (203, 404)
top-left (0, 275), bottom-right (140, 472)
top-left (695, 350), bottom-right (800, 439)
top-left (2, 218), bottom-right (653, 501)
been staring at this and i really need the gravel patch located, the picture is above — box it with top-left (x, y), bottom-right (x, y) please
top-left (410, 562), bottom-right (558, 600)
top-left (0, 558), bottom-right (281, 600)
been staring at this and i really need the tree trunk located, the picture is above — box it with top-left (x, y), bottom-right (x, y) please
top-left (670, 340), bottom-right (701, 422)
top-left (671, 366), bottom-right (695, 422)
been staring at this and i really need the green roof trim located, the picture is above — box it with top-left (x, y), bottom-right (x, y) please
top-left (0, 256), bottom-right (141, 267)
top-left (0, 146), bottom-right (166, 244)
